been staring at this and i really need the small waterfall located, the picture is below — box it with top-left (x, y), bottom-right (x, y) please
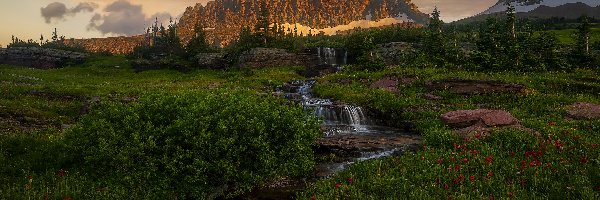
top-left (315, 47), bottom-right (348, 67)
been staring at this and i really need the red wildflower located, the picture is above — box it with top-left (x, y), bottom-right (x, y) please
top-left (27, 176), bottom-right (32, 180)
top-left (437, 158), bottom-right (444, 165)
top-left (487, 171), bottom-right (493, 178)
top-left (581, 156), bottom-right (589, 164)
top-left (459, 174), bottom-right (465, 181)
top-left (464, 137), bottom-right (471, 143)
top-left (310, 195), bottom-right (316, 200)
top-left (335, 183), bottom-right (341, 188)
top-left (548, 121), bottom-right (556, 126)
top-left (490, 195), bottom-right (494, 200)
top-left (520, 160), bottom-right (527, 170)
top-left (469, 175), bottom-right (475, 181)
top-left (554, 140), bottom-right (564, 149)
top-left (463, 158), bottom-right (469, 164)
top-left (508, 192), bottom-right (513, 198)
top-left (56, 169), bottom-right (66, 177)
top-left (423, 144), bottom-right (427, 150)
top-left (421, 156), bottom-right (425, 161)
top-left (485, 155), bottom-right (493, 164)
top-left (591, 143), bottom-right (598, 149)
top-left (510, 152), bottom-right (516, 157)
top-left (347, 177), bottom-right (353, 183)
top-left (454, 165), bottom-right (461, 171)
top-left (43, 193), bottom-right (51, 200)
top-left (62, 196), bottom-right (72, 200)
top-left (475, 132), bottom-right (482, 139)
top-left (443, 183), bottom-right (449, 190)
top-left (450, 156), bottom-right (455, 162)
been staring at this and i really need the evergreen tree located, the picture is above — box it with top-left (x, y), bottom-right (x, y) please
top-left (186, 24), bottom-right (211, 56)
top-left (576, 15), bottom-right (591, 56)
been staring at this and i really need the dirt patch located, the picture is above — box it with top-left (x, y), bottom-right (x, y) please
top-left (566, 102), bottom-right (600, 120)
top-left (317, 134), bottom-right (421, 151)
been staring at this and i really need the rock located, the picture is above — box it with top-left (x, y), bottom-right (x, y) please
top-left (80, 96), bottom-right (101, 116)
top-left (441, 109), bottom-right (522, 137)
top-left (423, 93), bottom-right (444, 101)
top-left (370, 77), bottom-right (399, 93)
top-left (317, 134), bottom-right (420, 151)
top-left (195, 53), bottom-right (228, 69)
top-left (0, 47), bottom-right (87, 69)
top-left (238, 48), bottom-right (303, 69)
top-left (566, 102), bottom-right (600, 120)
top-left (426, 78), bottom-right (526, 94)
top-left (371, 42), bottom-right (420, 66)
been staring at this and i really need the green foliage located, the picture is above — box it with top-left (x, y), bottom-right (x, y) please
top-left (185, 24), bottom-right (215, 56)
top-left (65, 91), bottom-right (321, 198)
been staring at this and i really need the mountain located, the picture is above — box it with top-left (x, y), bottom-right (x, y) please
top-left (176, 0), bottom-right (429, 47)
top-left (482, 0), bottom-right (600, 17)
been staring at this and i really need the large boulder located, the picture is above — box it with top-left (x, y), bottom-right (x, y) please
top-left (566, 102), bottom-right (600, 120)
top-left (238, 48), bottom-right (302, 69)
top-left (195, 53), bottom-right (228, 69)
top-left (441, 109), bottom-right (524, 137)
top-left (427, 78), bottom-right (527, 95)
top-left (0, 47), bottom-right (87, 69)
top-left (371, 42), bottom-right (420, 66)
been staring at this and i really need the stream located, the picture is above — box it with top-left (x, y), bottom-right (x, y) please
top-left (241, 48), bottom-right (420, 199)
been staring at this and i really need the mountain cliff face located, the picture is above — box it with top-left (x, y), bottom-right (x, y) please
top-left (482, 0), bottom-right (600, 15)
top-left (177, 0), bottom-right (429, 47)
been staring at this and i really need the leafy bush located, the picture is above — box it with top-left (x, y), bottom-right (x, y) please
top-left (65, 91), bottom-right (321, 198)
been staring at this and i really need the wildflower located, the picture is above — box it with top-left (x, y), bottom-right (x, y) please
top-left (62, 196), bottom-right (72, 200)
top-left (347, 177), bottom-right (353, 183)
top-left (508, 192), bottom-right (513, 198)
top-left (437, 158), bottom-right (444, 165)
top-left (310, 195), bottom-right (316, 200)
top-left (444, 183), bottom-right (449, 190)
top-left (57, 169), bottom-right (66, 177)
top-left (469, 175), bottom-right (475, 181)
top-left (43, 193), bottom-right (51, 200)
top-left (547, 121), bottom-right (556, 126)
top-left (485, 155), bottom-right (493, 164)
top-left (27, 175), bottom-right (33, 183)
top-left (423, 144), bottom-right (427, 150)
top-left (510, 152), bottom-right (516, 157)
top-left (464, 137), bottom-right (471, 143)
top-left (454, 165), bottom-right (461, 171)
top-left (475, 132), bottom-right (482, 139)
top-left (520, 160), bottom-right (527, 170)
top-left (463, 158), bottom-right (469, 164)
top-left (554, 140), bottom-right (564, 149)
top-left (487, 171), bottom-right (493, 178)
top-left (450, 156), bottom-right (455, 162)
top-left (421, 156), bottom-right (425, 161)
top-left (581, 156), bottom-right (589, 164)
top-left (591, 143), bottom-right (598, 149)
top-left (490, 195), bottom-right (494, 200)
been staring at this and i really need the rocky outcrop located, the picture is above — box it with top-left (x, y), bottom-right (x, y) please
top-left (566, 102), bottom-right (600, 120)
top-left (0, 47), bottom-right (87, 69)
top-left (372, 42), bottom-right (420, 65)
top-left (441, 109), bottom-right (526, 137)
top-left (177, 0), bottom-right (429, 47)
top-left (238, 48), bottom-right (303, 68)
top-left (427, 78), bottom-right (527, 95)
top-left (196, 53), bottom-right (229, 69)
top-left (370, 77), bottom-right (399, 93)
top-left (317, 134), bottom-right (420, 151)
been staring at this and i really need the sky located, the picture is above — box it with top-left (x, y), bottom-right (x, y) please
top-left (0, 0), bottom-right (497, 47)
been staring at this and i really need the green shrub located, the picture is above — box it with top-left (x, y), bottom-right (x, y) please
top-left (65, 91), bottom-right (321, 198)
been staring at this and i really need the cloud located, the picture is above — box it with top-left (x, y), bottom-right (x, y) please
top-left (87, 0), bottom-right (173, 36)
top-left (41, 2), bottom-right (99, 23)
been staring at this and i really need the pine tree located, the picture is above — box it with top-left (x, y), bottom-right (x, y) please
top-left (186, 24), bottom-right (211, 56)
top-left (576, 15), bottom-right (591, 55)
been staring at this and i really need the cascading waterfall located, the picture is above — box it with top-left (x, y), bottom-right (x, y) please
top-left (315, 47), bottom-right (348, 66)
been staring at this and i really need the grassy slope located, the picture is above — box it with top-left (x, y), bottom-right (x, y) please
top-left (300, 66), bottom-right (600, 199)
top-left (0, 56), bottom-right (303, 135)
top-left (543, 28), bottom-right (600, 45)
top-left (0, 57), bottom-right (306, 199)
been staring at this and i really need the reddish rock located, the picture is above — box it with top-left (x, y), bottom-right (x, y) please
top-left (441, 109), bottom-right (522, 137)
top-left (567, 102), bottom-right (600, 120)
top-left (370, 77), bottom-right (399, 93)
